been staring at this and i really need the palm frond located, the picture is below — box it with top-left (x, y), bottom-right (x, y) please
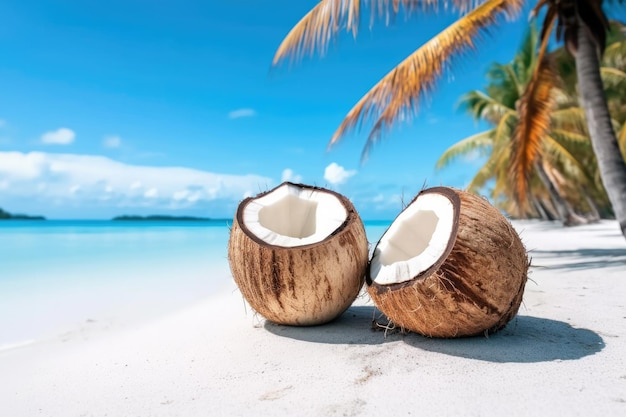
top-left (513, 22), bottom-right (540, 85)
top-left (490, 112), bottom-right (517, 173)
top-left (435, 129), bottom-right (493, 169)
top-left (492, 110), bottom-right (517, 145)
top-left (273, 0), bottom-right (363, 65)
top-left (603, 38), bottom-right (626, 69)
top-left (468, 143), bottom-right (511, 199)
top-left (457, 90), bottom-right (514, 124)
top-left (606, 20), bottom-right (626, 45)
top-left (550, 46), bottom-right (578, 94)
top-left (550, 128), bottom-right (591, 145)
top-left (619, 124), bottom-right (626, 158)
top-left (532, 0), bottom-right (556, 46)
top-left (542, 135), bottom-right (590, 183)
top-left (551, 85), bottom-right (577, 107)
top-left (508, 55), bottom-right (557, 208)
top-left (467, 152), bottom-right (501, 193)
top-left (326, 0), bottom-right (524, 162)
top-left (600, 67), bottom-right (626, 90)
top-left (273, 0), bottom-right (484, 65)
top-left (551, 107), bottom-right (588, 134)
top-left (486, 63), bottom-right (523, 108)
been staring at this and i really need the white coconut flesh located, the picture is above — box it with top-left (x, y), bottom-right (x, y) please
top-left (370, 193), bottom-right (455, 285)
top-left (242, 183), bottom-right (348, 247)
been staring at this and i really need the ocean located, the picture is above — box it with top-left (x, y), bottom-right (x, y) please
top-left (0, 220), bottom-right (390, 349)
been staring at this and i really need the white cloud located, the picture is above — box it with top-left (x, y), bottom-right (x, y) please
top-left (103, 135), bottom-right (122, 148)
top-left (0, 151), bottom-right (47, 180)
top-left (228, 108), bottom-right (257, 119)
top-left (173, 190), bottom-right (188, 201)
top-left (324, 162), bottom-right (357, 185)
top-left (281, 168), bottom-right (302, 183)
top-left (0, 151), bottom-right (273, 211)
top-left (41, 128), bottom-right (75, 145)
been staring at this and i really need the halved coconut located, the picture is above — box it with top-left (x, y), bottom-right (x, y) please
top-left (367, 187), bottom-right (528, 338)
top-left (228, 182), bottom-right (368, 326)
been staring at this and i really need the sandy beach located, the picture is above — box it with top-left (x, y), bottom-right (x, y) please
top-left (1, 220), bottom-right (625, 416)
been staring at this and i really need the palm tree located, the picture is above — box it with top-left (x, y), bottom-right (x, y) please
top-left (437, 25), bottom-right (607, 223)
top-left (272, 0), bottom-right (626, 239)
top-left (601, 20), bottom-right (626, 158)
top-left (530, 0), bottom-right (626, 237)
top-left (549, 20), bottom-right (626, 217)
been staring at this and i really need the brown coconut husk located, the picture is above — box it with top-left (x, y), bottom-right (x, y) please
top-left (228, 182), bottom-right (369, 326)
top-left (367, 187), bottom-right (529, 338)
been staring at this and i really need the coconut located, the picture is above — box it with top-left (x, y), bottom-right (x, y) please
top-left (367, 187), bottom-right (528, 338)
top-left (228, 182), bottom-right (368, 326)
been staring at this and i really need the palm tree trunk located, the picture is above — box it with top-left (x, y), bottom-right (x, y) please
top-left (535, 161), bottom-right (586, 226)
top-left (539, 197), bottom-right (560, 221)
top-left (575, 22), bottom-right (626, 239)
top-left (582, 186), bottom-right (601, 222)
top-left (532, 196), bottom-right (551, 220)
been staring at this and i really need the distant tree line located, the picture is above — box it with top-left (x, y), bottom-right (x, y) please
top-left (0, 208), bottom-right (46, 220)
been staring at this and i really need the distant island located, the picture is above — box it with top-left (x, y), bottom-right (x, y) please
top-left (0, 208), bottom-right (46, 220)
top-left (112, 215), bottom-right (227, 222)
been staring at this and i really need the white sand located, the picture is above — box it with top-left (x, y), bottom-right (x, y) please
top-left (1, 220), bottom-right (625, 416)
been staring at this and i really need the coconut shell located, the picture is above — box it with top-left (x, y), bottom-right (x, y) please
top-left (367, 187), bottom-right (529, 338)
top-left (228, 183), bottom-right (369, 326)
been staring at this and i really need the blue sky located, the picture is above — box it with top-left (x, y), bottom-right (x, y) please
top-left (0, 0), bottom-right (532, 220)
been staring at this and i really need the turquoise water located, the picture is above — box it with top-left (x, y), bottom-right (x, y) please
top-left (0, 220), bottom-right (389, 348)
top-left (1, 220), bottom-right (232, 281)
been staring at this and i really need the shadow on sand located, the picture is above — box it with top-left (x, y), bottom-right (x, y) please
top-left (530, 248), bottom-right (626, 271)
top-left (406, 315), bottom-right (604, 363)
top-left (264, 305), bottom-right (386, 346)
top-left (264, 306), bottom-right (604, 363)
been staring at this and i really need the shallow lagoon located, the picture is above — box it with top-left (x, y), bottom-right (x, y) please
top-left (0, 220), bottom-right (389, 348)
